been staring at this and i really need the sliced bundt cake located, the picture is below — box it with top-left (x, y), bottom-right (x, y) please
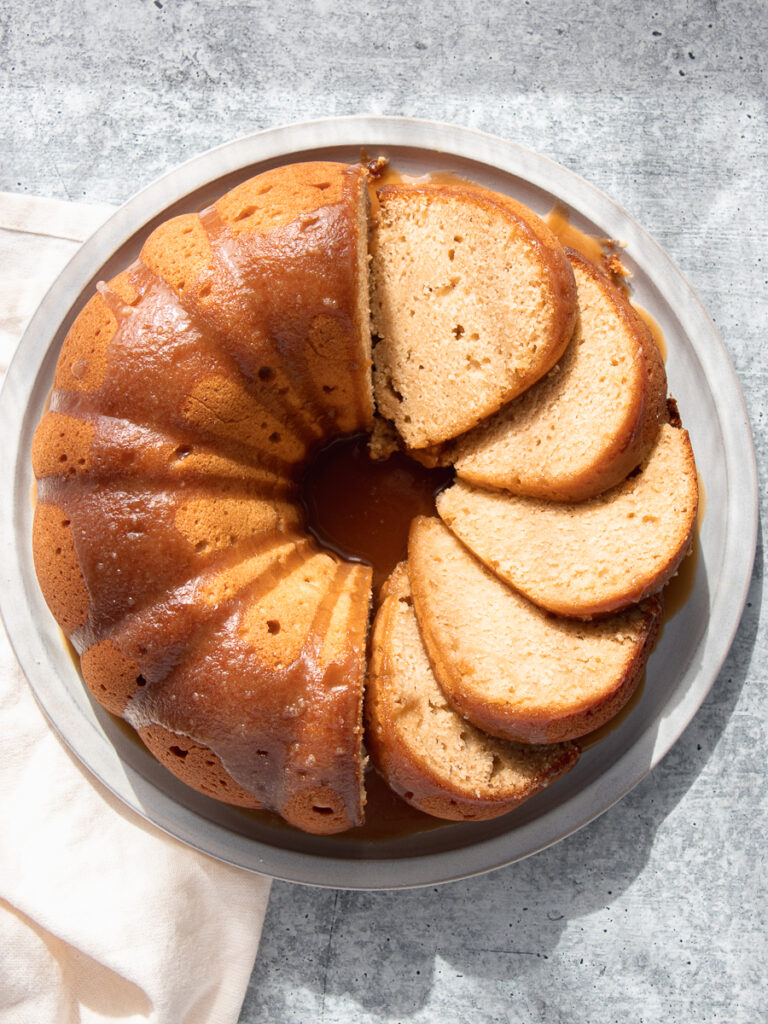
top-left (30, 158), bottom-right (700, 834)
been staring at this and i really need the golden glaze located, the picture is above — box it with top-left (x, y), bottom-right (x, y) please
top-left (301, 433), bottom-right (454, 595)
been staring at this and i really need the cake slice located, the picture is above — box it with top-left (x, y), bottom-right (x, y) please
top-left (437, 420), bottom-right (698, 619)
top-left (453, 249), bottom-right (668, 500)
top-left (409, 517), bottom-right (662, 743)
top-left (365, 563), bottom-right (579, 821)
top-left (371, 183), bottom-right (578, 448)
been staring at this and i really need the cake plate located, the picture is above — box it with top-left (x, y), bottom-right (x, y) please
top-left (0, 117), bottom-right (757, 889)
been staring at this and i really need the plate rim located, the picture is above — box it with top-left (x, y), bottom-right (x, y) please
top-left (0, 115), bottom-right (758, 889)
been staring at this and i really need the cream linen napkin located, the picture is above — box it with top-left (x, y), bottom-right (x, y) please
top-left (0, 192), bottom-right (272, 1024)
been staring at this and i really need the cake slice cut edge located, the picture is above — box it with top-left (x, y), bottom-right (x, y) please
top-left (437, 421), bottom-right (699, 619)
top-left (370, 183), bottom-right (578, 449)
top-left (408, 516), bottom-right (663, 744)
top-left (453, 248), bottom-right (668, 501)
top-left (365, 562), bottom-right (580, 821)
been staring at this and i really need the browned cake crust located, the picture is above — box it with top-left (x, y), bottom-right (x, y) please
top-left (32, 162), bottom-right (373, 835)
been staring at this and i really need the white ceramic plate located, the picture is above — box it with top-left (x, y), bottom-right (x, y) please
top-left (0, 117), bottom-right (757, 889)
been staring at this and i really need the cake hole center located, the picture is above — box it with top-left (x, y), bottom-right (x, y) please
top-left (301, 433), bottom-right (454, 595)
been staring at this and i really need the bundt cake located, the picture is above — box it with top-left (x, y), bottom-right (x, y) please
top-left (31, 160), bottom-right (699, 834)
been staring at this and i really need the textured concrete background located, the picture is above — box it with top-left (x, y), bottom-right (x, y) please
top-left (3, 1), bottom-right (766, 1021)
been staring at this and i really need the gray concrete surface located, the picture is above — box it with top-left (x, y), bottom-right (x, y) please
top-left (3, 1), bottom-right (766, 1021)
